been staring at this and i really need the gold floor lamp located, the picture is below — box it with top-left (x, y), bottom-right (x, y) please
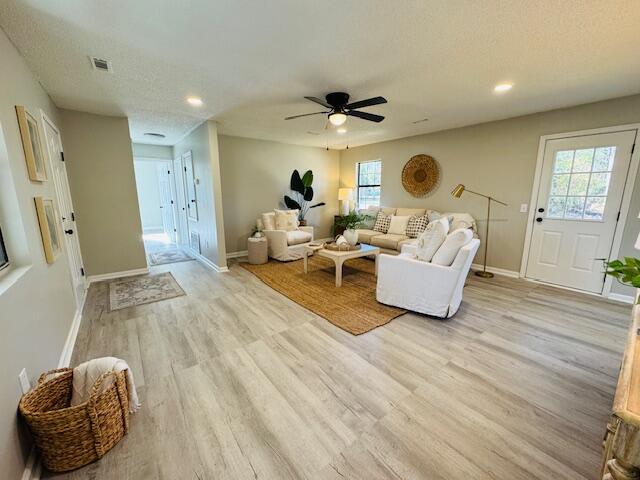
top-left (451, 184), bottom-right (508, 278)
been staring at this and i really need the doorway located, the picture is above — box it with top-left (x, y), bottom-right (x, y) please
top-left (40, 112), bottom-right (86, 308)
top-left (522, 126), bottom-right (639, 294)
top-left (133, 157), bottom-right (192, 266)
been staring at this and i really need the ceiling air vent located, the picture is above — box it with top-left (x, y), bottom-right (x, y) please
top-left (89, 56), bottom-right (113, 73)
top-left (144, 132), bottom-right (166, 139)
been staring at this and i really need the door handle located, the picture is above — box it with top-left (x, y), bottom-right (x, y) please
top-left (64, 229), bottom-right (74, 235)
top-left (535, 217), bottom-right (543, 223)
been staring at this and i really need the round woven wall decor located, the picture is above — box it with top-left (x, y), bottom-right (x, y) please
top-left (402, 154), bottom-right (440, 197)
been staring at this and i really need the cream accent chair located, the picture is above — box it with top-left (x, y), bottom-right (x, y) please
top-left (376, 239), bottom-right (480, 318)
top-left (258, 212), bottom-right (314, 261)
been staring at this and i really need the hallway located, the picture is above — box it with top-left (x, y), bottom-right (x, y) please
top-left (143, 232), bottom-right (193, 266)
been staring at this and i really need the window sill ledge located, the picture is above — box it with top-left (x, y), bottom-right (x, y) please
top-left (0, 265), bottom-right (32, 297)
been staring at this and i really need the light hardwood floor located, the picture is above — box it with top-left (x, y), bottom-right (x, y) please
top-left (45, 258), bottom-right (632, 479)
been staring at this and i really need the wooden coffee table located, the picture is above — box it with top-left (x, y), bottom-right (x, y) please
top-left (303, 243), bottom-right (380, 287)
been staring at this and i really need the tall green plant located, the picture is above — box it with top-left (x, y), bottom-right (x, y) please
top-left (605, 257), bottom-right (640, 303)
top-left (284, 169), bottom-right (325, 220)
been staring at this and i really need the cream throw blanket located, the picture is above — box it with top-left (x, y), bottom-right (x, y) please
top-left (71, 356), bottom-right (141, 413)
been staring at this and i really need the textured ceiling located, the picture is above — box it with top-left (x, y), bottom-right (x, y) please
top-left (1, 1), bottom-right (639, 148)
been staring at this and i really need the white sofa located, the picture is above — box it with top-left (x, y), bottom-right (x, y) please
top-left (376, 239), bottom-right (480, 318)
top-left (355, 207), bottom-right (477, 254)
top-left (259, 217), bottom-right (314, 261)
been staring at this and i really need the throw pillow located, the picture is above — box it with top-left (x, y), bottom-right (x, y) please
top-left (373, 211), bottom-right (392, 233)
top-left (432, 228), bottom-right (474, 266)
top-left (406, 215), bottom-right (429, 238)
top-left (358, 206), bottom-right (379, 229)
top-left (261, 212), bottom-right (276, 231)
top-left (387, 215), bottom-right (411, 235)
top-left (416, 217), bottom-right (449, 262)
top-left (274, 209), bottom-right (299, 231)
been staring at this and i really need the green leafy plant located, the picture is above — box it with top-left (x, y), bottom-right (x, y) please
top-left (335, 210), bottom-right (371, 231)
top-left (284, 169), bottom-right (325, 221)
top-left (605, 257), bottom-right (640, 302)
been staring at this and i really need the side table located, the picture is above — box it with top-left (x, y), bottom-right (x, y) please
top-left (247, 237), bottom-right (268, 264)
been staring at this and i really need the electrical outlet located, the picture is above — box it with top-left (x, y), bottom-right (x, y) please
top-left (18, 368), bottom-right (30, 394)
top-left (520, 203), bottom-right (528, 213)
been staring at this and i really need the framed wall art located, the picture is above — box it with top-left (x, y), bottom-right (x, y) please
top-left (16, 105), bottom-right (47, 182)
top-left (34, 197), bottom-right (62, 264)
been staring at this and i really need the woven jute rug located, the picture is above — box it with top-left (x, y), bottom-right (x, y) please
top-left (109, 272), bottom-right (186, 311)
top-left (240, 256), bottom-right (406, 335)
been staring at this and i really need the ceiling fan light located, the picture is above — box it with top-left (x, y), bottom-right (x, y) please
top-left (329, 112), bottom-right (347, 126)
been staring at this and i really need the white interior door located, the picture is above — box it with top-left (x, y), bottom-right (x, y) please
top-left (173, 156), bottom-right (189, 245)
top-left (156, 163), bottom-right (176, 242)
top-left (183, 151), bottom-right (198, 221)
top-left (41, 112), bottom-right (86, 306)
top-left (525, 130), bottom-right (637, 293)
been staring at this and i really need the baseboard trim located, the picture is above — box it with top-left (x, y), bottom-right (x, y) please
top-left (193, 251), bottom-right (229, 273)
top-left (87, 267), bottom-right (149, 284)
top-left (227, 250), bottom-right (248, 259)
top-left (608, 292), bottom-right (635, 304)
top-left (471, 263), bottom-right (520, 278)
top-left (21, 447), bottom-right (40, 480)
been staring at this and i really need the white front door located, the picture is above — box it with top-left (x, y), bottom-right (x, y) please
top-left (525, 129), bottom-right (637, 293)
top-left (156, 163), bottom-right (176, 243)
top-left (41, 113), bottom-right (86, 306)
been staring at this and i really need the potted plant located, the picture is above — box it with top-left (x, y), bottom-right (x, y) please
top-left (284, 169), bottom-right (325, 225)
top-left (605, 257), bottom-right (640, 303)
top-left (335, 210), bottom-right (370, 246)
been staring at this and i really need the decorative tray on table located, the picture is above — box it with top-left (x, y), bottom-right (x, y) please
top-left (324, 242), bottom-right (362, 251)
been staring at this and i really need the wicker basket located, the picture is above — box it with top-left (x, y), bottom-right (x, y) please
top-left (19, 368), bottom-right (130, 472)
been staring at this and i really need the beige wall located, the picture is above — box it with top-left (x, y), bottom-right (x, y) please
top-left (174, 121), bottom-right (227, 268)
top-left (339, 94), bottom-right (640, 296)
top-left (218, 135), bottom-right (340, 253)
top-left (60, 110), bottom-right (147, 276)
top-left (0, 29), bottom-right (77, 480)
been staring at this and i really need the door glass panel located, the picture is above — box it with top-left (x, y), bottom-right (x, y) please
top-left (568, 173), bottom-right (589, 196)
top-left (546, 146), bottom-right (614, 221)
top-left (550, 174), bottom-right (569, 195)
top-left (572, 149), bottom-right (594, 172)
top-left (584, 197), bottom-right (606, 220)
top-left (554, 150), bottom-right (574, 173)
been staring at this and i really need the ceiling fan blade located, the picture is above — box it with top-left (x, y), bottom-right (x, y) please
top-left (304, 96), bottom-right (333, 109)
top-left (345, 96), bottom-right (387, 110)
top-left (284, 111), bottom-right (329, 120)
top-left (348, 110), bottom-right (385, 123)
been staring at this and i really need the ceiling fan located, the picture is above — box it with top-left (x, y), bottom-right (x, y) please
top-left (285, 92), bottom-right (387, 126)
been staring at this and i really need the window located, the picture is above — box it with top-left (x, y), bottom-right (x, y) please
top-left (0, 225), bottom-right (8, 272)
top-left (546, 146), bottom-right (615, 221)
top-left (356, 160), bottom-right (381, 209)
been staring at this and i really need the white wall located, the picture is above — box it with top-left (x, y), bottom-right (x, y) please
top-left (0, 29), bottom-right (77, 480)
top-left (134, 160), bottom-right (164, 233)
top-left (173, 121), bottom-right (227, 268)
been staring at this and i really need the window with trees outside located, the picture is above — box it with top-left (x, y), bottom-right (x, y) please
top-left (356, 160), bottom-right (381, 209)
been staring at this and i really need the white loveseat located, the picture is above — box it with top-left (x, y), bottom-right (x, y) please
top-left (257, 211), bottom-right (314, 261)
top-left (376, 239), bottom-right (480, 318)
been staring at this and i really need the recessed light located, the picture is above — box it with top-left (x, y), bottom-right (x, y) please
top-left (493, 83), bottom-right (513, 93)
top-left (337, 128), bottom-right (347, 134)
top-left (186, 96), bottom-right (203, 106)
